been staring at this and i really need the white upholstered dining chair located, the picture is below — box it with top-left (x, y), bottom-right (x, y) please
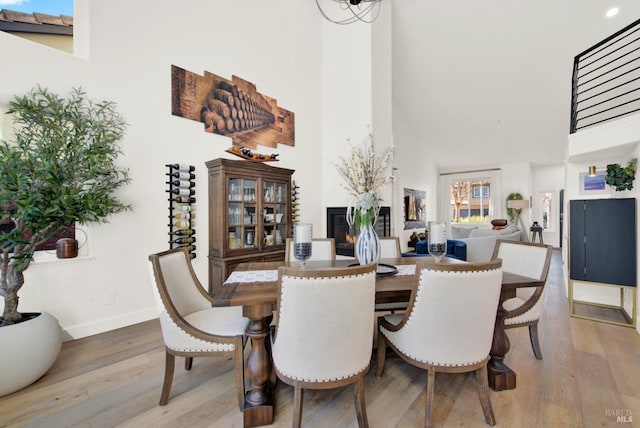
top-left (284, 237), bottom-right (336, 262)
top-left (376, 259), bottom-right (503, 427)
top-left (491, 239), bottom-right (553, 360)
top-left (148, 247), bottom-right (249, 410)
top-left (378, 236), bottom-right (402, 259)
top-left (271, 263), bottom-right (377, 427)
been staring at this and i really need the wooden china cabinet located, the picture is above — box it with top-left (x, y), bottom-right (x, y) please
top-left (206, 158), bottom-right (294, 294)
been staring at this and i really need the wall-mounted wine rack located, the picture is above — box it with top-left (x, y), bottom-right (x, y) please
top-left (166, 164), bottom-right (196, 258)
top-left (291, 179), bottom-right (300, 224)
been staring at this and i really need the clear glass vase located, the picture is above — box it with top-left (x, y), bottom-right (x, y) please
top-left (428, 221), bottom-right (447, 263)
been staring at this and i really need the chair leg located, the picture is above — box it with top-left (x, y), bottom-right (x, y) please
top-left (185, 356), bottom-right (193, 370)
top-left (353, 373), bottom-right (369, 428)
top-left (376, 332), bottom-right (387, 377)
top-left (425, 368), bottom-right (435, 428)
top-left (159, 350), bottom-right (175, 406)
top-left (234, 342), bottom-right (246, 412)
top-left (474, 365), bottom-right (496, 426)
top-left (292, 383), bottom-right (304, 428)
top-left (529, 323), bottom-right (543, 360)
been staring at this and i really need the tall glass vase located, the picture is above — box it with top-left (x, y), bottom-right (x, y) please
top-left (355, 222), bottom-right (381, 265)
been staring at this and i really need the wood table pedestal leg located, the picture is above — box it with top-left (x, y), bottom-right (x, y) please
top-left (488, 302), bottom-right (516, 391)
top-left (243, 307), bottom-right (273, 427)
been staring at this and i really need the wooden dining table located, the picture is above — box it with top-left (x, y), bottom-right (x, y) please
top-left (211, 256), bottom-right (543, 428)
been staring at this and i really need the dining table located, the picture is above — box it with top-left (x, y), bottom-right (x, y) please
top-left (210, 256), bottom-right (543, 428)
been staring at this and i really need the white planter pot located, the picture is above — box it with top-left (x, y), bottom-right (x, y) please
top-left (0, 312), bottom-right (63, 396)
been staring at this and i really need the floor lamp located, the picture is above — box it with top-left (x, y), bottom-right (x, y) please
top-left (507, 199), bottom-right (530, 242)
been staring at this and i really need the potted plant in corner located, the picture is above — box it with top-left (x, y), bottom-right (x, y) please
top-left (0, 86), bottom-right (131, 396)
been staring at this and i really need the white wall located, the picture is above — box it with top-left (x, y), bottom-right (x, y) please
top-left (319, 20), bottom-right (375, 223)
top-left (390, 108), bottom-right (438, 252)
top-left (0, 0), bottom-right (328, 340)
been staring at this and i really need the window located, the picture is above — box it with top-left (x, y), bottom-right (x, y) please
top-left (472, 185), bottom-right (490, 198)
top-left (541, 192), bottom-right (553, 230)
top-left (440, 169), bottom-right (502, 225)
top-left (0, 5), bottom-right (74, 54)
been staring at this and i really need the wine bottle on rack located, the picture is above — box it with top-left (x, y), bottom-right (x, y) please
top-left (170, 237), bottom-right (196, 244)
top-left (169, 229), bottom-right (195, 236)
top-left (168, 164), bottom-right (195, 172)
top-left (168, 171), bottom-right (196, 180)
top-left (167, 179), bottom-right (196, 188)
top-left (174, 220), bottom-right (191, 229)
top-left (171, 196), bottom-right (196, 204)
top-left (174, 204), bottom-right (191, 212)
top-left (169, 188), bottom-right (195, 196)
top-left (172, 212), bottom-right (193, 220)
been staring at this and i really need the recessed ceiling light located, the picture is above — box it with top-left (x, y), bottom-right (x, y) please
top-left (606, 7), bottom-right (619, 18)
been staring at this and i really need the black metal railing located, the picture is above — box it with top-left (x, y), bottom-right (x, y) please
top-left (571, 17), bottom-right (640, 133)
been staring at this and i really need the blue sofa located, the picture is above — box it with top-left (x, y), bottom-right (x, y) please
top-left (402, 239), bottom-right (467, 261)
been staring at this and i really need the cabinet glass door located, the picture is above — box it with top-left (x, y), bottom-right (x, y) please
top-left (228, 178), bottom-right (257, 250)
top-left (263, 180), bottom-right (288, 247)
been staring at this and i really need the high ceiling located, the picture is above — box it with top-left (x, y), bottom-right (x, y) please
top-left (391, 0), bottom-right (640, 170)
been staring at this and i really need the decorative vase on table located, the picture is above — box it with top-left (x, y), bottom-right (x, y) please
top-left (349, 205), bottom-right (381, 265)
top-left (355, 222), bottom-right (381, 265)
top-left (334, 128), bottom-right (393, 266)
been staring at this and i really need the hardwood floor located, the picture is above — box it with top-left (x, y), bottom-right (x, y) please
top-left (1, 249), bottom-right (639, 427)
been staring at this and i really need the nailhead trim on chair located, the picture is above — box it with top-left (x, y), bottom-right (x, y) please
top-left (380, 268), bottom-right (495, 367)
top-left (161, 313), bottom-right (236, 353)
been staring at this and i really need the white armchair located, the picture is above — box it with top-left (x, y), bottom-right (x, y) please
top-left (491, 239), bottom-right (553, 359)
top-left (148, 247), bottom-right (249, 409)
top-left (376, 259), bottom-right (503, 427)
top-left (271, 263), bottom-right (377, 427)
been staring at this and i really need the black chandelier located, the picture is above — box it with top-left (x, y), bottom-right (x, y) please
top-left (315, 0), bottom-right (382, 25)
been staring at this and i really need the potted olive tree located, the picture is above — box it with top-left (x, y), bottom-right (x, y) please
top-left (0, 86), bottom-right (130, 395)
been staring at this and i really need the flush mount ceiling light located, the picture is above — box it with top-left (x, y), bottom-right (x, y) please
top-left (315, 0), bottom-right (382, 24)
top-left (606, 7), bottom-right (619, 18)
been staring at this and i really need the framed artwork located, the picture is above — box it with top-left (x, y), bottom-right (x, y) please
top-left (403, 188), bottom-right (426, 230)
top-left (579, 172), bottom-right (609, 195)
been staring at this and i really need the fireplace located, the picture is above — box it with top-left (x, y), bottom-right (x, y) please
top-left (326, 206), bottom-right (391, 256)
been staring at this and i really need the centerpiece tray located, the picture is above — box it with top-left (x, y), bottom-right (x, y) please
top-left (349, 263), bottom-right (398, 276)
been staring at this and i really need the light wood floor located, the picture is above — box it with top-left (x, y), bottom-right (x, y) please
top-left (1, 249), bottom-right (639, 427)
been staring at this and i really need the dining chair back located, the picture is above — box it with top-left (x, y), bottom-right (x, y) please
top-left (376, 259), bottom-right (503, 427)
top-left (148, 247), bottom-right (248, 409)
top-left (375, 236), bottom-right (406, 313)
top-left (492, 239), bottom-right (553, 359)
top-left (271, 263), bottom-right (377, 427)
top-left (378, 236), bottom-right (401, 259)
top-left (284, 238), bottom-right (336, 262)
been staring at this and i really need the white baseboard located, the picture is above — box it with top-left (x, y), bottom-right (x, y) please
top-left (61, 307), bottom-right (158, 341)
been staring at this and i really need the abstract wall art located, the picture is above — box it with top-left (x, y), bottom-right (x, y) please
top-left (403, 188), bottom-right (426, 230)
